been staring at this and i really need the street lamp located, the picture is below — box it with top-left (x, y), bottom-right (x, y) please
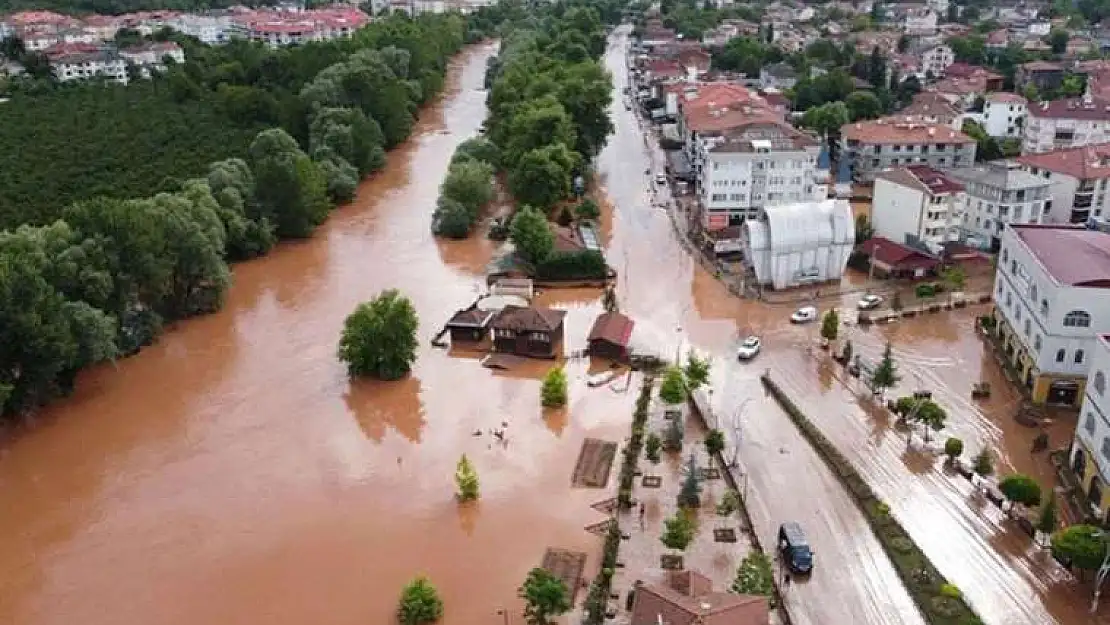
top-left (496, 608), bottom-right (510, 625)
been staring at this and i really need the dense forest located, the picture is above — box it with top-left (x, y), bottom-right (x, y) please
top-left (0, 9), bottom-right (504, 419)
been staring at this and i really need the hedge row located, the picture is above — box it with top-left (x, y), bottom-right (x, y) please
top-left (584, 376), bottom-right (654, 625)
top-left (760, 374), bottom-right (984, 625)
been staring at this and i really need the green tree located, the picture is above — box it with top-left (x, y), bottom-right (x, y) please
top-left (731, 552), bottom-right (774, 602)
top-left (801, 101), bottom-right (850, 154)
top-left (663, 413), bottom-right (684, 452)
top-left (510, 205), bottom-right (555, 265)
top-left (944, 437), bottom-right (964, 461)
top-left (541, 366), bottom-right (568, 407)
top-left (1051, 525), bottom-right (1107, 570)
top-left (518, 567), bottom-right (571, 625)
top-left (575, 199), bottom-right (601, 220)
top-left (432, 197), bottom-right (475, 239)
top-left (870, 342), bottom-right (900, 398)
top-left (998, 474), bottom-right (1042, 508)
top-left (717, 489), bottom-right (741, 516)
top-left (962, 119), bottom-right (1002, 162)
top-left (308, 106), bottom-right (386, 176)
top-left (660, 509), bottom-right (696, 551)
top-left (455, 453), bottom-right (480, 501)
top-left (1048, 28), bottom-right (1069, 55)
top-left (337, 289), bottom-right (419, 380)
top-left (855, 214), bottom-right (874, 242)
top-left (821, 308), bottom-right (840, 343)
top-left (441, 159), bottom-right (494, 216)
top-left (683, 351), bottom-right (711, 392)
top-left (398, 577), bottom-right (444, 625)
top-left (645, 432), bottom-right (663, 466)
top-left (508, 144), bottom-right (579, 209)
top-left (503, 95), bottom-right (577, 164)
top-left (659, 366), bottom-right (688, 404)
top-left (248, 128), bottom-right (330, 238)
top-left (705, 429), bottom-right (725, 457)
top-left (973, 448), bottom-right (994, 479)
top-left (846, 90), bottom-right (883, 121)
top-left (905, 398), bottom-right (947, 441)
top-left (941, 266), bottom-right (967, 293)
top-left (453, 137), bottom-right (501, 168)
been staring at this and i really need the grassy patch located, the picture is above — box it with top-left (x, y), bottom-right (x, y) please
top-left (761, 374), bottom-right (984, 625)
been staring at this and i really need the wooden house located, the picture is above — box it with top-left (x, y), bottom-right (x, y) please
top-left (491, 305), bottom-right (566, 359)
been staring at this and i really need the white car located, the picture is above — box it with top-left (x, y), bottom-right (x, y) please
top-left (655, 173), bottom-right (667, 185)
top-left (737, 336), bottom-right (762, 360)
top-left (790, 306), bottom-right (818, 324)
top-left (857, 294), bottom-right (883, 310)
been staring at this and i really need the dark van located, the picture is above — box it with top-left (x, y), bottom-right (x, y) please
top-left (778, 522), bottom-right (814, 574)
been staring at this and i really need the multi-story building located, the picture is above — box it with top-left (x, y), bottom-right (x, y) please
top-left (744, 199), bottom-right (855, 289)
top-left (1023, 94), bottom-right (1110, 154)
top-left (697, 119), bottom-right (824, 228)
top-left (903, 7), bottom-right (938, 35)
top-left (871, 165), bottom-right (965, 250)
top-left (1018, 143), bottom-right (1110, 225)
top-left (896, 92), bottom-right (963, 130)
top-left (910, 42), bottom-right (954, 79)
top-left (947, 161), bottom-right (1052, 251)
top-left (167, 14), bottom-right (233, 45)
top-left (979, 92), bottom-right (1027, 138)
top-left (1069, 334), bottom-right (1110, 522)
top-left (841, 119), bottom-right (977, 182)
top-left (993, 224), bottom-right (1110, 407)
top-left (228, 7), bottom-right (369, 48)
top-left (119, 41), bottom-right (185, 77)
top-left (51, 49), bottom-right (127, 84)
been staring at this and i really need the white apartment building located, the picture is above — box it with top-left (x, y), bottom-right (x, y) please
top-left (993, 224), bottom-right (1110, 407)
top-left (903, 8), bottom-right (938, 35)
top-left (948, 161), bottom-right (1052, 251)
top-left (119, 42), bottom-right (185, 77)
top-left (915, 43), bottom-right (954, 79)
top-left (980, 92), bottom-right (1027, 138)
top-left (698, 120), bottom-right (824, 228)
top-left (1024, 94), bottom-right (1110, 154)
top-left (1070, 334), bottom-right (1110, 521)
top-left (871, 165), bottom-right (965, 250)
top-left (168, 14), bottom-right (233, 45)
top-left (1019, 143), bottom-right (1110, 225)
top-left (51, 50), bottom-right (127, 84)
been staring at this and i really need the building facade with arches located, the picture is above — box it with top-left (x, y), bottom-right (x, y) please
top-left (992, 224), bottom-right (1110, 406)
top-left (1070, 335), bottom-right (1110, 522)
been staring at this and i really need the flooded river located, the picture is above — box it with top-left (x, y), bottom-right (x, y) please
top-left (0, 30), bottom-right (1105, 625)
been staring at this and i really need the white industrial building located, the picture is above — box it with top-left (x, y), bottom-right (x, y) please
top-left (743, 199), bottom-right (855, 289)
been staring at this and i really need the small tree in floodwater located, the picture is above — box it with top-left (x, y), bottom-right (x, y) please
top-left (398, 577), bottom-right (444, 625)
top-left (337, 289), bottom-right (418, 380)
top-left (519, 567), bottom-right (571, 625)
top-left (540, 366), bottom-right (567, 407)
top-left (455, 454), bottom-right (480, 501)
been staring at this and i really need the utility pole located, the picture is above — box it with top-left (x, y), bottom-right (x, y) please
top-left (1092, 536), bottom-right (1110, 614)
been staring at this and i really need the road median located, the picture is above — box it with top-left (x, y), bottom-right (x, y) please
top-left (760, 373), bottom-right (983, 625)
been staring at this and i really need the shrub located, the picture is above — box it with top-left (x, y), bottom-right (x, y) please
top-left (398, 577), bottom-right (444, 625)
top-left (535, 249), bottom-right (608, 280)
top-left (973, 449), bottom-right (994, 478)
top-left (999, 474), bottom-right (1042, 508)
top-left (660, 510), bottom-right (696, 551)
top-left (915, 283), bottom-right (936, 299)
top-left (659, 366), bottom-right (688, 404)
top-left (575, 199), bottom-right (601, 220)
top-left (540, 366), bottom-right (568, 407)
top-left (455, 454), bottom-right (480, 501)
top-left (939, 583), bottom-right (963, 599)
top-left (731, 552), bottom-right (774, 604)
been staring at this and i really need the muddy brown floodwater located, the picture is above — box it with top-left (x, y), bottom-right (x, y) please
top-left (0, 30), bottom-right (1104, 625)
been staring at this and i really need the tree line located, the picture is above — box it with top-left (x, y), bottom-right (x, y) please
top-left (0, 11), bottom-right (499, 419)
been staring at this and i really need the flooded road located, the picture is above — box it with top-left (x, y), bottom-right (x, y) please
top-left (0, 29), bottom-right (1100, 625)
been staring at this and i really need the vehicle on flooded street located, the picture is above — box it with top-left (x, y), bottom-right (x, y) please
top-left (778, 521), bottom-right (814, 575)
top-left (790, 306), bottom-right (818, 324)
top-left (857, 294), bottom-right (883, 310)
top-left (737, 336), bottom-right (762, 360)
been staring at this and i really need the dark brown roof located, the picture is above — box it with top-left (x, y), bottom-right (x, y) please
top-left (630, 572), bottom-right (768, 625)
top-left (708, 120), bottom-right (817, 153)
top-left (1011, 225), bottom-right (1110, 288)
top-left (877, 165), bottom-right (964, 195)
top-left (857, 237), bottom-right (941, 271)
top-left (491, 305), bottom-right (566, 332)
top-left (1017, 142), bottom-right (1110, 180)
top-left (587, 312), bottom-right (635, 347)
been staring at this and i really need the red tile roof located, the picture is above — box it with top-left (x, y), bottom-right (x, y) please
top-left (587, 312), bottom-right (635, 347)
top-left (842, 119), bottom-right (973, 145)
top-left (630, 570), bottom-right (768, 625)
top-left (1017, 142), bottom-right (1110, 180)
top-left (1011, 225), bottom-right (1110, 288)
top-left (1027, 96), bottom-right (1110, 120)
top-left (857, 237), bottom-right (941, 271)
top-left (877, 165), bottom-right (965, 195)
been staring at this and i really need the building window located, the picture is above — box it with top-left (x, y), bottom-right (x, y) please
top-left (1024, 319), bottom-right (1031, 336)
top-left (1041, 299), bottom-right (1049, 316)
top-left (1102, 436), bottom-right (1110, 462)
top-left (1096, 371), bottom-right (1107, 395)
top-left (1030, 284), bottom-right (1038, 301)
top-left (1006, 292), bottom-right (1012, 307)
top-left (1087, 412), bottom-right (1097, 435)
top-left (1064, 310), bottom-right (1092, 328)
top-left (1035, 334), bottom-right (1042, 351)
top-left (1057, 348), bottom-right (1066, 363)
top-left (1077, 349), bottom-right (1086, 364)
top-left (1001, 248), bottom-right (1008, 264)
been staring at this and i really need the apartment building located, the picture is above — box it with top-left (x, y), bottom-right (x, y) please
top-left (1069, 334), bottom-right (1110, 522)
top-left (697, 119), bottom-right (824, 228)
top-left (1023, 94), bottom-right (1110, 154)
top-left (947, 161), bottom-right (1052, 251)
top-left (980, 92), bottom-right (1027, 138)
top-left (228, 7), bottom-right (369, 47)
top-left (51, 49), bottom-right (127, 84)
top-left (903, 7), bottom-right (938, 35)
top-left (911, 42), bottom-right (954, 79)
top-left (119, 41), bottom-right (185, 76)
top-left (841, 119), bottom-right (977, 182)
top-left (167, 14), bottom-right (233, 45)
top-left (1018, 143), bottom-right (1110, 225)
top-left (871, 165), bottom-right (965, 249)
top-left (993, 224), bottom-right (1110, 407)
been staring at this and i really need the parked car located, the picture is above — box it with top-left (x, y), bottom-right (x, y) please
top-left (778, 522), bottom-right (814, 574)
top-left (857, 294), bottom-right (883, 310)
top-left (655, 173), bottom-right (667, 185)
top-left (790, 306), bottom-right (818, 324)
top-left (737, 336), bottom-right (762, 360)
